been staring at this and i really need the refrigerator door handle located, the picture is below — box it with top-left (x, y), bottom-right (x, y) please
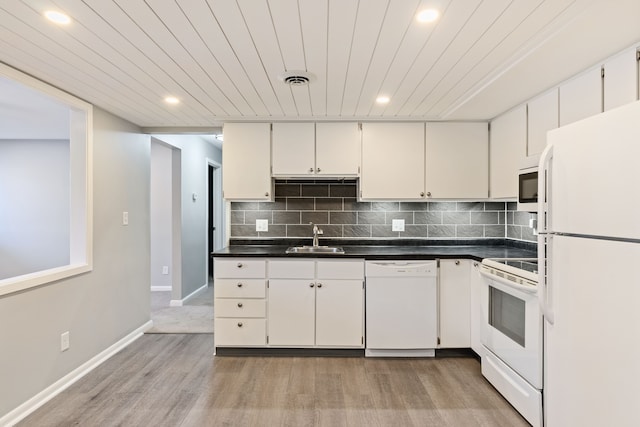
top-left (537, 143), bottom-right (553, 235)
top-left (538, 144), bottom-right (555, 325)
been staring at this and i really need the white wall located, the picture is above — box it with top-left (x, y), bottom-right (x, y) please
top-left (151, 135), bottom-right (222, 300)
top-left (150, 141), bottom-right (173, 289)
top-left (0, 139), bottom-right (70, 279)
top-left (0, 107), bottom-right (151, 419)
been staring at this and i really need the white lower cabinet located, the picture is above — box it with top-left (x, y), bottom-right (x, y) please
top-left (213, 258), bottom-right (267, 347)
top-left (268, 278), bottom-right (316, 346)
top-left (439, 259), bottom-right (471, 348)
top-left (315, 279), bottom-right (364, 347)
top-left (268, 259), bottom-right (364, 348)
top-left (469, 260), bottom-right (485, 357)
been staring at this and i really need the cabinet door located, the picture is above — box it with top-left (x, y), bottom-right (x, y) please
top-left (603, 48), bottom-right (638, 112)
top-left (490, 106), bottom-right (526, 199)
top-left (439, 259), bottom-right (471, 348)
top-left (361, 122), bottom-right (425, 200)
top-left (272, 122), bottom-right (315, 176)
top-left (425, 122), bottom-right (488, 199)
top-left (469, 261), bottom-right (485, 357)
top-left (315, 122), bottom-right (360, 176)
top-left (527, 88), bottom-right (558, 157)
top-left (559, 67), bottom-right (602, 126)
top-left (222, 123), bottom-right (272, 200)
top-left (267, 279), bottom-right (315, 346)
top-left (315, 279), bottom-right (363, 347)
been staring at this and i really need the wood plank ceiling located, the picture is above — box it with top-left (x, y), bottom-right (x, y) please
top-left (1, 0), bottom-right (640, 127)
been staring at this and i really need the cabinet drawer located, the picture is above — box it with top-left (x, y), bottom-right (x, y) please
top-left (317, 260), bottom-right (364, 280)
top-left (269, 260), bottom-right (315, 278)
top-left (215, 299), bottom-right (266, 318)
top-left (215, 279), bottom-right (266, 298)
top-left (214, 259), bottom-right (266, 278)
top-left (215, 318), bottom-right (266, 346)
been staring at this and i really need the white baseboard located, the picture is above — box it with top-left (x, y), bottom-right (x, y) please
top-left (1, 320), bottom-right (153, 427)
top-left (169, 283), bottom-right (207, 307)
top-left (151, 286), bottom-right (171, 291)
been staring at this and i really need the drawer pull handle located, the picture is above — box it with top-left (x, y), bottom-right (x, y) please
top-left (237, 302), bottom-right (243, 308)
top-left (237, 262), bottom-right (243, 268)
top-left (237, 282), bottom-right (243, 288)
top-left (455, 260), bottom-right (460, 265)
top-left (237, 322), bottom-right (243, 327)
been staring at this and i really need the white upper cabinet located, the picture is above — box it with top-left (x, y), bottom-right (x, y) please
top-left (361, 122), bottom-right (425, 200)
top-left (527, 88), bottom-right (559, 157)
top-left (271, 122), bottom-right (360, 177)
top-left (425, 122), bottom-right (488, 199)
top-left (490, 105), bottom-right (526, 199)
top-left (603, 47), bottom-right (639, 112)
top-left (559, 67), bottom-right (603, 126)
top-left (222, 123), bottom-right (272, 200)
top-left (271, 122), bottom-right (315, 176)
top-left (315, 122), bottom-right (360, 176)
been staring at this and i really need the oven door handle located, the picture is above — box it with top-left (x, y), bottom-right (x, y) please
top-left (479, 270), bottom-right (537, 294)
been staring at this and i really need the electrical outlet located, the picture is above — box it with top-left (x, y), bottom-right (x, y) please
top-left (162, 266), bottom-right (169, 275)
top-left (392, 219), bottom-right (405, 232)
top-left (61, 331), bottom-right (70, 352)
top-left (122, 211), bottom-right (129, 226)
top-left (256, 219), bottom-right (268, 232)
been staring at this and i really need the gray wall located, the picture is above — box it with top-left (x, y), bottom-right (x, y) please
top-left (230, 181), bottom-right (537, 242)
top-left (0, 139), bottom-right (70, 279)
top-left (0, 108), bottom-right (151, 418)
top-left (150, 141), bottom-right (173, 288)
top-left (151, 135), bottom-right (222, 299)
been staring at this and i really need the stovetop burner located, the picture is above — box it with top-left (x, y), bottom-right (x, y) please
top-left (493, 258), bottom-right (538, 275)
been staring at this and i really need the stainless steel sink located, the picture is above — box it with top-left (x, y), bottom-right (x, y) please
top-left (285, 245), bottom-right (345, 254)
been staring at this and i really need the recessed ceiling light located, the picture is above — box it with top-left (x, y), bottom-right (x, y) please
top-left (376, 96), bottom-right (390, 104)
top-left (164, 96), bottom-right (180, 105)
top-left (44, 10), bottom-right (71, 25)
top-left (416, 9), bottom-right (439, 23)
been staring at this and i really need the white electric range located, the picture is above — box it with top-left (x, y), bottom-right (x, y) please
top-left (479, 257), bottom-right (543, 427)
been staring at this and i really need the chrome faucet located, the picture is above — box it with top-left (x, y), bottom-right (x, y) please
top-left (311, 222), bottom-right (323, 247)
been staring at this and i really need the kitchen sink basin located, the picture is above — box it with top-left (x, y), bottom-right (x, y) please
top-left (285, 245), bottom-right (345, 254)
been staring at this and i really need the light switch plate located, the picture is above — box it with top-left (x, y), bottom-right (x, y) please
top-left (256, 219), bottom-right (268, 232)
top-left (392, 219), bottom-right (405, 232)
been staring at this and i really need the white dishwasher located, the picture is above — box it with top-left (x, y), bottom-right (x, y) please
top-left (365, 260), bottom-right (438, 357)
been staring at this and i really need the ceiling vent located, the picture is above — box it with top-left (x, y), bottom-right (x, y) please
top-left (279, 71), bottom-right (313, 86)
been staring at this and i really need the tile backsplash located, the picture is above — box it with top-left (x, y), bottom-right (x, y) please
top-left (230, 181), bottom-right (536, 242)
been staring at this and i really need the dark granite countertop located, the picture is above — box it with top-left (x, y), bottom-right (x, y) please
top-left (212, 239), bottom-right (537, 261)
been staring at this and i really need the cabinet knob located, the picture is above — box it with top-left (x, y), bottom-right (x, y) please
top-left (265, 192), bottom-right (269, 197)
top-left (420, 192), bottom-right (425, 197)
top-left (237, 322), bottom-right (243, 327)
top-left (237, 262), bottom-right (243, 268)
top-left (317, 283), bottom-right (322, 288)
top-left (316, 167), bottom-right (321, 173)
top-left (237, 302), bottom-right (243, 308)
top-left (473, 262), bottom-right (479, 267)
top-left (455, 260), bottom-right (460, 266)
top-left (309, 283), bottom-right (315, 288)
top-left (426, 191), bottom-right (432, 197)
top-left (237, 282), bottom-right (243, 288)
top-left (309, 167), bottom-right (314, 173)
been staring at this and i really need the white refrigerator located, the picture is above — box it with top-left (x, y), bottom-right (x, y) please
top-left (538, 100), bottom-right (640, 427)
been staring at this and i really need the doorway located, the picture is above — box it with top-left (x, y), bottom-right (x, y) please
top-left (207, 159), bottom-right (223, 282)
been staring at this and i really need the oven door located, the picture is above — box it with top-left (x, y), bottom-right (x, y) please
top-left (480, 273), bottom-right (542, 389)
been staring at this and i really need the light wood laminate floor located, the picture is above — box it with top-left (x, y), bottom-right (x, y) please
top-left (19, 334), bottom-right (529, 427)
